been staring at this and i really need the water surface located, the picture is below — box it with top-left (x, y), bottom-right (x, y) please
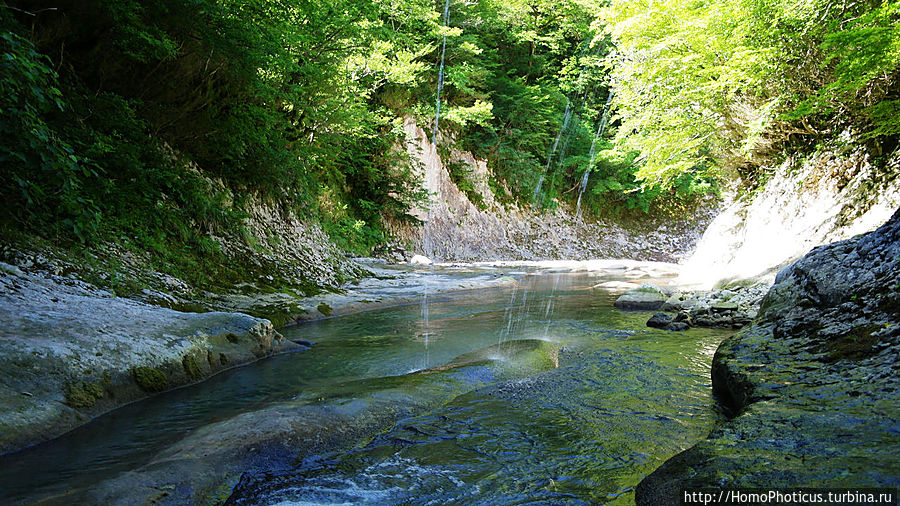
top-left (0, 272), bottom-right (730, 504)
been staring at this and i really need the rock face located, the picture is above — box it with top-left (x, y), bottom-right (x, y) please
top-left (386, 118), bottom-right (715, 263)
top-left (636, 208), bottom-right (900, 504)
top-left (614, 283), bottom-right (668, 310)
top-left (0, 264), bottom-right (295, 455)
top-left (679, 141), bottom-right (900, 288)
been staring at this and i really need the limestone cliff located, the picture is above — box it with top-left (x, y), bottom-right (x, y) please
top-left (386, 118), bottom-right (713, 263)
top-left (680, 140), bottom-right (900, 288)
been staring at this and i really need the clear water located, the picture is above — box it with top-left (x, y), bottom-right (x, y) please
top-left (0, 272), bottom-right (730, 504)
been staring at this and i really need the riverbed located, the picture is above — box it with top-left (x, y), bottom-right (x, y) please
top-left (0, 269), bottom-right (732, 505)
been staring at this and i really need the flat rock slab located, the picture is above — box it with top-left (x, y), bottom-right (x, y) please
top-left (0, 264), bottom-right (294, 455)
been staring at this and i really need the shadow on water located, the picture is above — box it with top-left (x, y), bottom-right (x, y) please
top-left (0, 273), bottom-right (733, 504)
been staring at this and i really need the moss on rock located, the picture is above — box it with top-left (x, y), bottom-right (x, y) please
top-left (65, 381), bottom-right (105, 408)
top-left (823, 324), bottom-right (882, 362)
top-left (182, 355), bottom-right (203, 380)
top-left (317, 302), bottom-right (333, 316)
top-left (133, 366), bottom-right (168, 392)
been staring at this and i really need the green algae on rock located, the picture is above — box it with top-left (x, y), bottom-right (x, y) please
top-left (133, 367), bottom-right (168, 393)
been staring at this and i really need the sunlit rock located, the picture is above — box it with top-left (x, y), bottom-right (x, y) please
top-left (409, 255), bottom-right (433, 265)
top-left (613, 283), bottom-right (667, 310)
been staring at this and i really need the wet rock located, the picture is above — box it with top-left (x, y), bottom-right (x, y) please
top-left (664, 322), bottom-right (690, 332)
top-left (637, 209), bottom-right (900, 504)
top-left (647, 313), bottom-right (674, 329)
top-left (662, 284), bottom-right (769, 329)
top-left (82, 340), bottom-right (562, 505)
top-left (0, 267), bottom-right (294, 455)
top-left (614, 283), bottom-right (667, 310)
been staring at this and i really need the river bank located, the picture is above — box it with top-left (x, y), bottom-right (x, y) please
top-left (637, 209), bottom-right (900, 503)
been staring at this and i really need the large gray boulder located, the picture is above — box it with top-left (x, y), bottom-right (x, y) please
top-left (636, 208), bottom-right (900, 504)
top-left (0, 266), bottom-right (295, 455)
top-left (614, 283), bottom-right (668, 310)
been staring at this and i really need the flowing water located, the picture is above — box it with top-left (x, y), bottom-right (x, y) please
top-left (432, 0), bottom-right (452, 146)
top-left (575, 91), bottom-right (615, 220)
top-left (533, 100), bottom-right (575, 202)
top-left (0, 271), bottom-right (731, 505)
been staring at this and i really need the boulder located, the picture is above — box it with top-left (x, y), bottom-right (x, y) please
top-left (664, 322), bottom-right (690, 332)
top-left (646, 312), bottom-right (674, 329)
top-left (614, 283), bottom-right (667, 310)
top-left (409, 254), bottom-right (433, 265)
top-left (636, 208), bottom-right (900, 504)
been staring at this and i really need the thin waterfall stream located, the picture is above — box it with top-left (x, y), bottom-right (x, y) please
top-left (432, 0), bottom-right (452, 146)
top-left (576, 91), bottom-right (615, 219)
top-left (533, 99), bottom-right (574, 202)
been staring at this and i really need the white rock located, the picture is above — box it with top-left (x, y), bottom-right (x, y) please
top-left (409, 255), bottom-right (433, 265)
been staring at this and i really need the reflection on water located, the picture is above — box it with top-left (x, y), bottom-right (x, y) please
top-left (0, 273), bottom-right (731, 504)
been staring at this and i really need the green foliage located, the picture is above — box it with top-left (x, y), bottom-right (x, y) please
top-left (603, 0), bottom-right (900, 189)
top-left (7, 0), bottom-right (892, 263)
top-left (0, 27), bottom-right (100, 241)
top-left (0, 0), bottom-right (435, 259)
top-left (446, 160), bottom-right (487, 210)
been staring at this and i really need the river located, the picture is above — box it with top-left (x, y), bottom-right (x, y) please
top-left (0, 270), bottom-right (731, 505)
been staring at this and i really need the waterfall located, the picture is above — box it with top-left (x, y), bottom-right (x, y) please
top-left (533, 100), bottom-right (574, 202)
top-left (432, 0), bottom-right (452, 146)
top-left (575, 91), bottom-right (615, 219)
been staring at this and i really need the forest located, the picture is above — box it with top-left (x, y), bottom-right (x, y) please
top-left (1, 0), bottom-right (898, 260)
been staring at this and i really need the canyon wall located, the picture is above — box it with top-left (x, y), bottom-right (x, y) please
top-left (386, 118), bottom-right (714, 263)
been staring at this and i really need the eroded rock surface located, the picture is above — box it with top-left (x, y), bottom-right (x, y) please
top-left (637, 209), bottom-right (900, 504)
top-left (0, 264), bottom-right (294, 455)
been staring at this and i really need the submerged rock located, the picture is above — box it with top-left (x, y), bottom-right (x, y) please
top-left (637, 209), bottom-right (900, 504)
top-left (80, 339), bottom-right (562, 505)
top-left (614, 283), bottom-right (667, 310)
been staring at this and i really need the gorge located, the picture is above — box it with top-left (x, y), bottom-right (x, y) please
top-left (1, 0), bottom-right (898, 504)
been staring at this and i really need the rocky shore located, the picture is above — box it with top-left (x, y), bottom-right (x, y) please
top-left (614, 282), bottom-right (769, 331)
top-left (636, 209), bottom-right (900, 504)
top-left (0, 257), bottom-right (517, 456)
top-left (0, 262), bottom-right (295, 455)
